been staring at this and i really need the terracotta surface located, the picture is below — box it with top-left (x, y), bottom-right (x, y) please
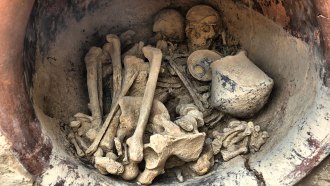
top-left (315, 0), bottom-right (330, 86)
top-left (0, 0), bottom-right (52, 176)
top-left (0, 0), bottom-right (329, 185)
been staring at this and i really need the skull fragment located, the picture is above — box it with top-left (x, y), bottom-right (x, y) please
top-left (153, 9), bottom-right (185, 42)
top-left (185, 5), bottom-right (221, 51)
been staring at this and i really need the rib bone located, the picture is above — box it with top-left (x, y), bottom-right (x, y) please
top-left (166, 56), bottom-right (205, 112)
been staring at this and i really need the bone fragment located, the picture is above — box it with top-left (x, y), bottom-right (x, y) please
top-left (85, 128), bottom-right (97, 141)
top-left (118, 96), bottom-right (182, 139)
top-left (211, 124), bottom-right (246, 155)
top-left (94, 157), bottom-right (124, 175)
top-left (137, 133), bottom-right (205, 185)
top-left (228, 120), bottom-right (243, 128)
top-left (101, 56), bottom-right (147, 152)
top-left (120, 30), bottom-right (136, 47)
top-left (166, 56), bottom-right (205, 112)
top-left (70, 120), bottom-right (81, 129)
top-left (228, 121), bottom-right (254, 145)
top-left (85, 47), bottom-right (103, 129)
top-left (211, 134), bottom-right (223, 155)
top-left (106, 152), bottom-right (118, 160)
top-left (250, 130), bottom-right (269, 152)
top-left (175, 115), bottom-right (196, 132)
top-left (137, 169), bottom-right (164, 185)
top-left (85, 71), bottom-right (138, 155)
top-left (221, 31), bottom-right (227, 45)
top-left (156, 40), bottom-right (168, 54)
top-left (122, 143), bottom-right (129, 165)
top-left (93, 147), bottom-right (104, 157)
top-left (74, 113), bottom-right (93, 121)
top-left (97, 56), bottom-right (103, 114)
top-left (94, 164), bottom-right (108, 175)
top-left (77, 120), bottom-right (92, 137)
top-left (174, 103), bottom-right (204, 132)
top-left (189, 143), bottom-right (214, 176)
top-left (74, 134), bottom-right (89, 151)
top-left (123, 41), bottom-right (144, 58)
top-left (114, 138), bottom-right (123, 156)
top-left (207, 113), bottom-right (224, 128)
top-left (127, 46), bottom-right (162, 163)
top-left (221, 137), bottom-right (249, 161)
top-left (99, 110), bottom-right (121, 152)
top-left (104, 34), bottom-right (122, 105)
top-left (116, 97), bottom-right (141, 143)
top-left (121, 161), bottom-right (139, 181)
top-left (68, 133), bottom-right (85, 157)
top-left (151, 114), bottom-right (183, 137)
top-left (222, 131), bottom-right (240, 148)
top-left (125, 56), bottom-right (149, 97)
top-left (157, 81), bottom-right (181, 88)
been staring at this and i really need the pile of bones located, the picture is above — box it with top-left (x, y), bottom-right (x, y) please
top-left (68, 5), bottom-right (274, 185)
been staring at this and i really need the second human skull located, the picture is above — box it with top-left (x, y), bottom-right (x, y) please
top-left (186, 5), bottom-right (220, 51)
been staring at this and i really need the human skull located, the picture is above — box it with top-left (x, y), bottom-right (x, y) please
top-left (186, 5), bottom-right (220, 51)
top-left (153, 9), bottom-right (185, 42)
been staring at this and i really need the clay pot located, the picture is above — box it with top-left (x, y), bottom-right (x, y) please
top-left (187, 49), bottom-right (222, 81)
top-left (210, 51), bottom-right (274, 117)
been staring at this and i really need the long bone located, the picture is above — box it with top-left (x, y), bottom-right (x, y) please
top-left (100, 56), bottom-right (146, 151)
top-left (103, 34), bottom-right (122, 106)
top-left (85, 47), bottom-right (104, 129)
top-left (98, 54), bottom-right (103, 114)
top-left (68, 133), bottom-right (85, 157)
top-left (112, 96), bottom-right (177, 181)
top-left (85, 71), bottom-right (138, 155)
top-left (126, 46), bottom-right (162, 162)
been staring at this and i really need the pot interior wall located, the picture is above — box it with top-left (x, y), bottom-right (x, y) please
top-left (28, 0), bottom-right (321, 184)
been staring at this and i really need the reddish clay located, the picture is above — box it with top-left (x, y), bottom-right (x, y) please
top-left (0, 0), bottom-right (52, 176)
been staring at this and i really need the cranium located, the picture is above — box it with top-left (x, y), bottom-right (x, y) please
top-left (153, 9), bottom-right (185, 42)
top-left (185, 5), bottom-right (220, 51)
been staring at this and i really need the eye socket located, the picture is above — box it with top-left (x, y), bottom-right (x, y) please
top-left (201, 25), bottom-right (211, 32)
